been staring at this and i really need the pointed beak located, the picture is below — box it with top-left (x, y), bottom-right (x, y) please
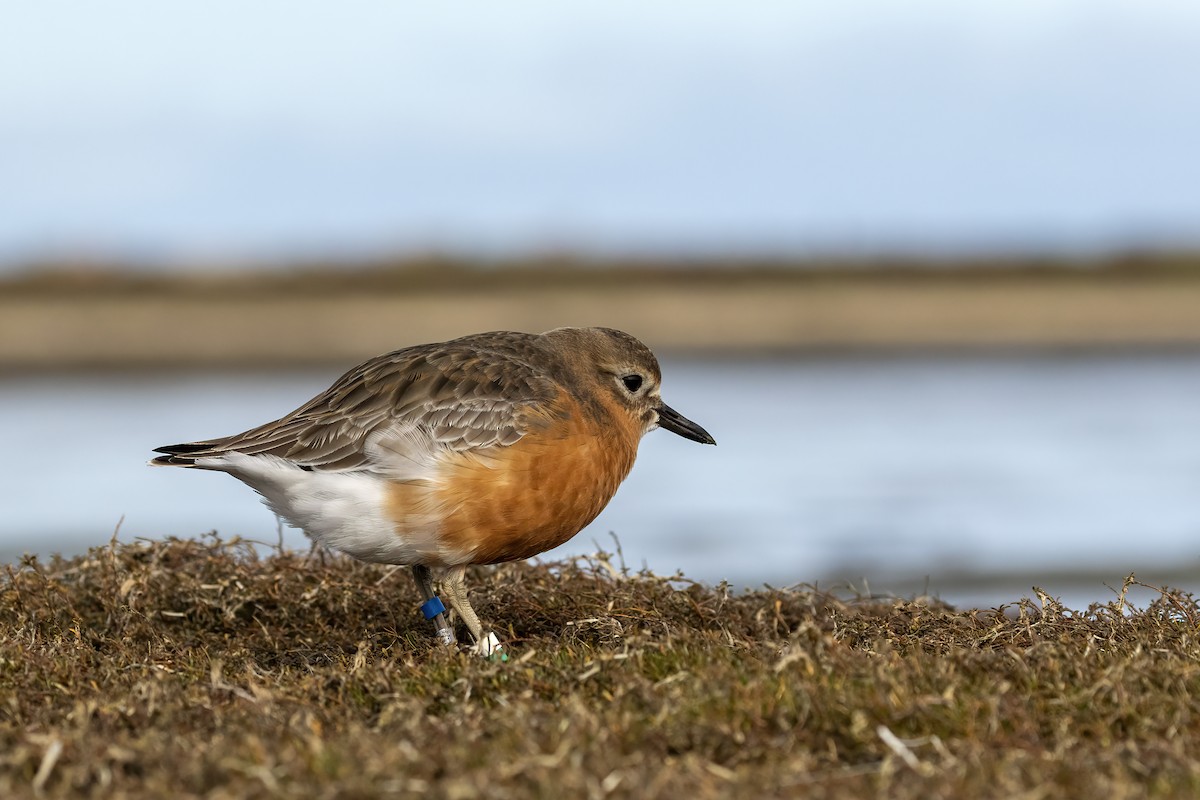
top-left (656, 404), bottom-right (716, 445)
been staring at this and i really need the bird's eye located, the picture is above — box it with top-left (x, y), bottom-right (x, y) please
top-left (621, 374), bottom-right (643, 393)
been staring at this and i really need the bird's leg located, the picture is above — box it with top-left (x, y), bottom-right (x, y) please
top-left (440, 565), bottom-right (503, 657)
top-left (439, 566), bottom-right (483, 642)
top-left (411, 564), bottom-right (456, 646)
top-left (304, 539), bottom-right (330, 567)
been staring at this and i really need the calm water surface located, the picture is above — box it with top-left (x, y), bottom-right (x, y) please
top-left (3, 354), bottom-right (1198, 609)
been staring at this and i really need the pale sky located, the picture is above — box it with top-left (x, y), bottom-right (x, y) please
top-left (2, 1), bottom-right (1198, 265)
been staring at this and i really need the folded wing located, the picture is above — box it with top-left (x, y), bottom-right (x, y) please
top-left (151, 334), bottom-right (560, 473)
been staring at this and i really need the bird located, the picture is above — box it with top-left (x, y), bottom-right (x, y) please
top-left (150, 327), bottom-right (715, 656)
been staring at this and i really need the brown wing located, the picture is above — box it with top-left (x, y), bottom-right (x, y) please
top-left (152, 332), bottom-right (562, 472)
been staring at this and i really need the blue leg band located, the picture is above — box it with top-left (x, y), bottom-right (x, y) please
top-left (420, 596), bottom-right (446, 620)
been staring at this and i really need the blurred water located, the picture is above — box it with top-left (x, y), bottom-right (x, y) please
top-left (2, 354), bottom-right (1199, 609)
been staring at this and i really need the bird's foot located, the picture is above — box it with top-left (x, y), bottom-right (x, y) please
top-left (471, 631), bottom-right (506, 660)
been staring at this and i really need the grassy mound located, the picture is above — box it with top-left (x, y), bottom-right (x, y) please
top-left (2, 536), bottom-right (1199, 798)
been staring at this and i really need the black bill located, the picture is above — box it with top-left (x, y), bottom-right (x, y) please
top-left (657, 404), bottom-right (716, 445)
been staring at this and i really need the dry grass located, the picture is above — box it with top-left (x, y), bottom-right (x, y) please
top-left (3, 536), bottom-right (1200, 798)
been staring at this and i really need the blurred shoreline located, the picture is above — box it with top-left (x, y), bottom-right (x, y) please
top-left (4, 254), bottom-right (1200, 370)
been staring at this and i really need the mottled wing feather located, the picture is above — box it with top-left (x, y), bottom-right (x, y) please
top-left (169, 333), bottom-right (560, 472)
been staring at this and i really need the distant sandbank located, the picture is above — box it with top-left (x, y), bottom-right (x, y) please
top-left (3, 259), bottom-right (1200, 369)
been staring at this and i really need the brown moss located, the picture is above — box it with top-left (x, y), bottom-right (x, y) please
top-left (3, 536), bottom-right (1200, 798)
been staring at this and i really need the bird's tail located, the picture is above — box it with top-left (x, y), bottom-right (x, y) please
top-left (149, 441), bottom-right (225, 468)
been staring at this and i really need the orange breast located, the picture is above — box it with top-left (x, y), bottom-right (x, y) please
top-left (432, 391), bottom-right (640, 565)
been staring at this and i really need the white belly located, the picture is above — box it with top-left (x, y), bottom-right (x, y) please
top-left (197, 452), bottom-right (443, 565)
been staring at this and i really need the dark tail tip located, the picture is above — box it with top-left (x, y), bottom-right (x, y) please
top-left (153, 442), bottom-right (211, 455)
top-left (150, 441), bottom-right (212, 467)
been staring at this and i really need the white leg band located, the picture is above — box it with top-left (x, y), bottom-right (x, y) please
top-left (473, 631), bottom-right (503, 658)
